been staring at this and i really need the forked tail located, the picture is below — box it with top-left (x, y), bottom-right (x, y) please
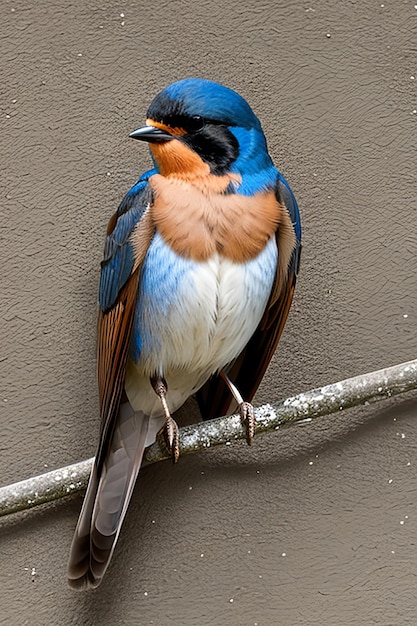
top-left (68, 405), bottom-right (151, 589)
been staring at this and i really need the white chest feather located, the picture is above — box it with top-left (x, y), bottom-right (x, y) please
top-left (126, 233), bottom-right (278, 414)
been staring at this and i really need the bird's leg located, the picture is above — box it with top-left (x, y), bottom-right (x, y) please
top-left (219, 370), bottom-right (255, 445)
top-left (150, 376), bottom-right (180, 463)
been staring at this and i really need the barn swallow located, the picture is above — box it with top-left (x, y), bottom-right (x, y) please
top-left (68, 78), bottom-right (301, 589)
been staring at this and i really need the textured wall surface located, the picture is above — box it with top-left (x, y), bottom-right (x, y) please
top-left (1, 1), bottom-right (416, 624)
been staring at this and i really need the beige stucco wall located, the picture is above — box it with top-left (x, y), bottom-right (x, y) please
top-left (1, 1), bottom-right (416, 624)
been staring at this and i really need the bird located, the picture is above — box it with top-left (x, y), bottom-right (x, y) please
top-left (67, 78), bottom-right (301, 590)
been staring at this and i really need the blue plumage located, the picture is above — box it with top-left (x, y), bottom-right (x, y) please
top-left (229, 126), bottom-right (278, 195)
top-left (99, 178), bottom-right (150, 311)
top-left (163, 78), bottom-right (263, 131)
top-left (130, 232), bottom-right (194, 363)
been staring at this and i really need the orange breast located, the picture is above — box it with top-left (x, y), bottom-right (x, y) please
top-left (149, 174), bottom-right (282, 263)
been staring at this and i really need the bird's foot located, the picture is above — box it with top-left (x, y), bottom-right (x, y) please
top-left (164, 416), bottom-right (180, 463)
top-left (219, 370), bottom-right (256, 446)
top-left (156, 417), bottom-right (180, 463)
top-left (151, 375), bottom-right (180, 463)
top-left (239, 401), bottom-right (255, 446)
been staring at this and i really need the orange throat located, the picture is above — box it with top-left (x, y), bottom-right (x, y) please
top-left (150, 139), bottom-right (210, 179)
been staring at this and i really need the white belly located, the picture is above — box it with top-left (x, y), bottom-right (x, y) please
top-left (125, 233), bottom-right (278, 416)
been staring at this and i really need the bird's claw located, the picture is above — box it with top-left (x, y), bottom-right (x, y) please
top-left (239, 401), bottom-right (255, 445)
top-left (157, 416), bottom-right (180, 463)
top-left (166, 416), bottom-right (180, 463)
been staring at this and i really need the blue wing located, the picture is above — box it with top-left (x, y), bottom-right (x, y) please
top-left (96, 170), bottom-right (156, 454)
top-left (68, 174), bottom-right (156, 588)
top-left (99, 170), bottom-right (155, 312)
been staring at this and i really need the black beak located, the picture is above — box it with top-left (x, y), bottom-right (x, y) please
top-left (129, 125), bottom-right (173, 143)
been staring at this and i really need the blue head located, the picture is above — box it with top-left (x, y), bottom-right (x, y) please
top-left (130, 78), bottom-right (278, 194)
top-left (153, 78), bottom-right (262, 132)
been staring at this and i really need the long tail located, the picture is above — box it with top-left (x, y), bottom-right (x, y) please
top-left (68, 403), bottom-right (151, 590)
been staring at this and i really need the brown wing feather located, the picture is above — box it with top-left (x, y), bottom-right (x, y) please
top-left (95, 270), bottom-right (140, 468)
top-left (95, 207), bottom-right (155, 468)
top-left (197, 203), bottom-right (298, 419)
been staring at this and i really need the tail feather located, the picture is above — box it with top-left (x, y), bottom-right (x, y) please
top-left (68, 404), bottom-right (151, 590)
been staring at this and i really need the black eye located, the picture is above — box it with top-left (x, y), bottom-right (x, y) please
top-left (187, 115), bottom-right (205, 132)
